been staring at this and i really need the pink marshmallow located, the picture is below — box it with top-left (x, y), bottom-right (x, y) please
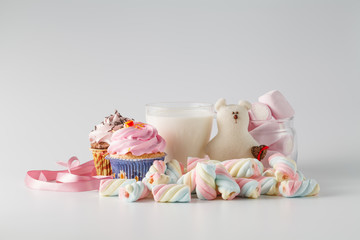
top-left (258, 90), bottom-right (295, 119)
top-left (248, 102), bottom-right (273, 131)
top-left (187, 156), bottom-right (210, 172)
top-left (261, 150), bottom-right (279, 168)
top-left (248, 121), bottom-right (257, 132)
top-left (262, 152), bottom-right (287, 170)
top-left (249, 121), bottom-right (283, 146)
top-left (267, 152), bottom-right (286, 162)
top-left (249, 102), bottom-right (272, 121)
top-left (268, 134), bottom-right (294, 156)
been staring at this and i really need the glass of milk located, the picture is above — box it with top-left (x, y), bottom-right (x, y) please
top-left (146, 103), bottom-right (214, 166)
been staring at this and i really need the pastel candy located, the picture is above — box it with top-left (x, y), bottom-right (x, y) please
top-left (145, 160), bottom-right (166, 178)
top-left (268, 134), bottom-right (294, 156)
top-left (222, 158), bottom-right (264, 178)
top-left (187, 156), bottom-right (210, 172)
top-left (99, 179), bottom-right (136, 197)
top-left (152, 184), bottom-right (191, 203)
top-left (279, 179), bottom-right (320, 198)
top-left (258, 90), bottom-right (295, 119)
top-left (143, 172), bottom-right (170, 190)
top-left (249, 122), bottom-right (283, 146)
top-left (119, 181), bottom-right (150, 202)
top-left (215, 164), bottom-right (240, 200)
top-left (195, 163), bottom-right (217, 200)
top-left (262, 167), bottom-right (304, 181)
top-left (143, 160), bottom-right (169, 189)
top-left (249, 102), bottom-right (272, 121)
top-left (262, 168), bottom-right (276, 177)
top-left (297, 170), bottom-right (306, 181)
top-left (177, 169), bottom-right (196, 193)
top-left (261, 150), bottom-right (278, 168)
top-left (208, 160), bottom-right (221, 165)
top-left (248, 102), bottom-right (272, 131)
top-left (254, 176), bottom-right (279, 196)
top-left (248, 121), bottom-right (256, 132)
top-left (165, 159), bottom-right (183, 184)
top-left (269, 154), bottom-right (298, 182)
top-left (235, 178), bottom-right (261, 199)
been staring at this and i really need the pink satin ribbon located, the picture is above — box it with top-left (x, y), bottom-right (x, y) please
top-left (25, 156), bottom-right (111, 192)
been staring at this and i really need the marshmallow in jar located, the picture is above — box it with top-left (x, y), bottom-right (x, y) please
top-left (248, 90), bottom-right (297, 167)
top-left (146, 103), bottom-right (214, 166)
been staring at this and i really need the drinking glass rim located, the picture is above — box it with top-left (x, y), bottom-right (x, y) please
top-left (146, 102), bottom-right (213, 110)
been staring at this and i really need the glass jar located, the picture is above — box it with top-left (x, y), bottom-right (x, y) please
top-left (249, 117), bottom-right (297, 167)
top-left (146, 102), bottom-right (214, 166)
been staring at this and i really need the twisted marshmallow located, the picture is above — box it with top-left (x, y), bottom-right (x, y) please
top-left (279, 179), bottom-right (320, 198)
top-left (177, 169), bottom-right (196, 193)
top-left (152, 184), bottom-right (191, 203)
top-left (99, 179), bottom-right (135, 196)
top-left (263, 167), bottom-right (305, 182)
top-left (222, 158), bottom-right (264, 178)
top-left (145, 160), bottom-right (166, 178)
top-left (143, 160), bottom-right (169, 190)
top-left (187, 156), bottom-right (210, 172)
top-left (297, 170), bottom-right (306, 181)
top-left (119, 181), bottom-right (150, 202)
top-left (143, 172), bottom-right (170, 190)
top-left (215, 164), bottom-right (240, 200)
top-left (195, 163), bottom-right (217, 200)
top-left (235, 178), bottom-right (261, 199)
top-left (254, 176), bottom-right (279, 196)
top-left (165, 159), bottom-right (183, 184)
top-left (262, 168), bottom-right (276, 177)
top-left (269, 154), bottom-right (298, 182)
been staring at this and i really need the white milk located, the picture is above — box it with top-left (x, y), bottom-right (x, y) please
top-left (146, 110), bottom-right (213, 166)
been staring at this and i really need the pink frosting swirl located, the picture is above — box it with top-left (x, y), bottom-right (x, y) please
top-left (107, 122), bottom-right (166, 156)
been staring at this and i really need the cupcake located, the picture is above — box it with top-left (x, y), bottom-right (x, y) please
top-left (89, 110), bottom-right (132, 175)
top-left (106, 121), bottom-right (166, 180)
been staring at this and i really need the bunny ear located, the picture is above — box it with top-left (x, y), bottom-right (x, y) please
top-left (238, 100), bottom-right (252, 110)
top-left (215, 98), bottom-right (226, 112)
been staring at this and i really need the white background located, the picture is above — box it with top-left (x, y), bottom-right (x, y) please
top-left (0, 0), bottom-right (359, 239)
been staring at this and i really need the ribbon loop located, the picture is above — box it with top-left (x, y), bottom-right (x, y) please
top-left (25, 157), bottom-right (111, 192)
top-left (56, 156), bottom-right (81, 174)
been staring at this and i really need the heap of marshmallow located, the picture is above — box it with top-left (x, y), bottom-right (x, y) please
top-left (98, 90), bottom-right (320, 202)
top-left (248, 90), bottom-right (296, 167)
top-left (99, 155), bottom-right (320, 203)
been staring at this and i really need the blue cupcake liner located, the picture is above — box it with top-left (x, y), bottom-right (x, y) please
top-left (105, 155), bottom-right (165, 180)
